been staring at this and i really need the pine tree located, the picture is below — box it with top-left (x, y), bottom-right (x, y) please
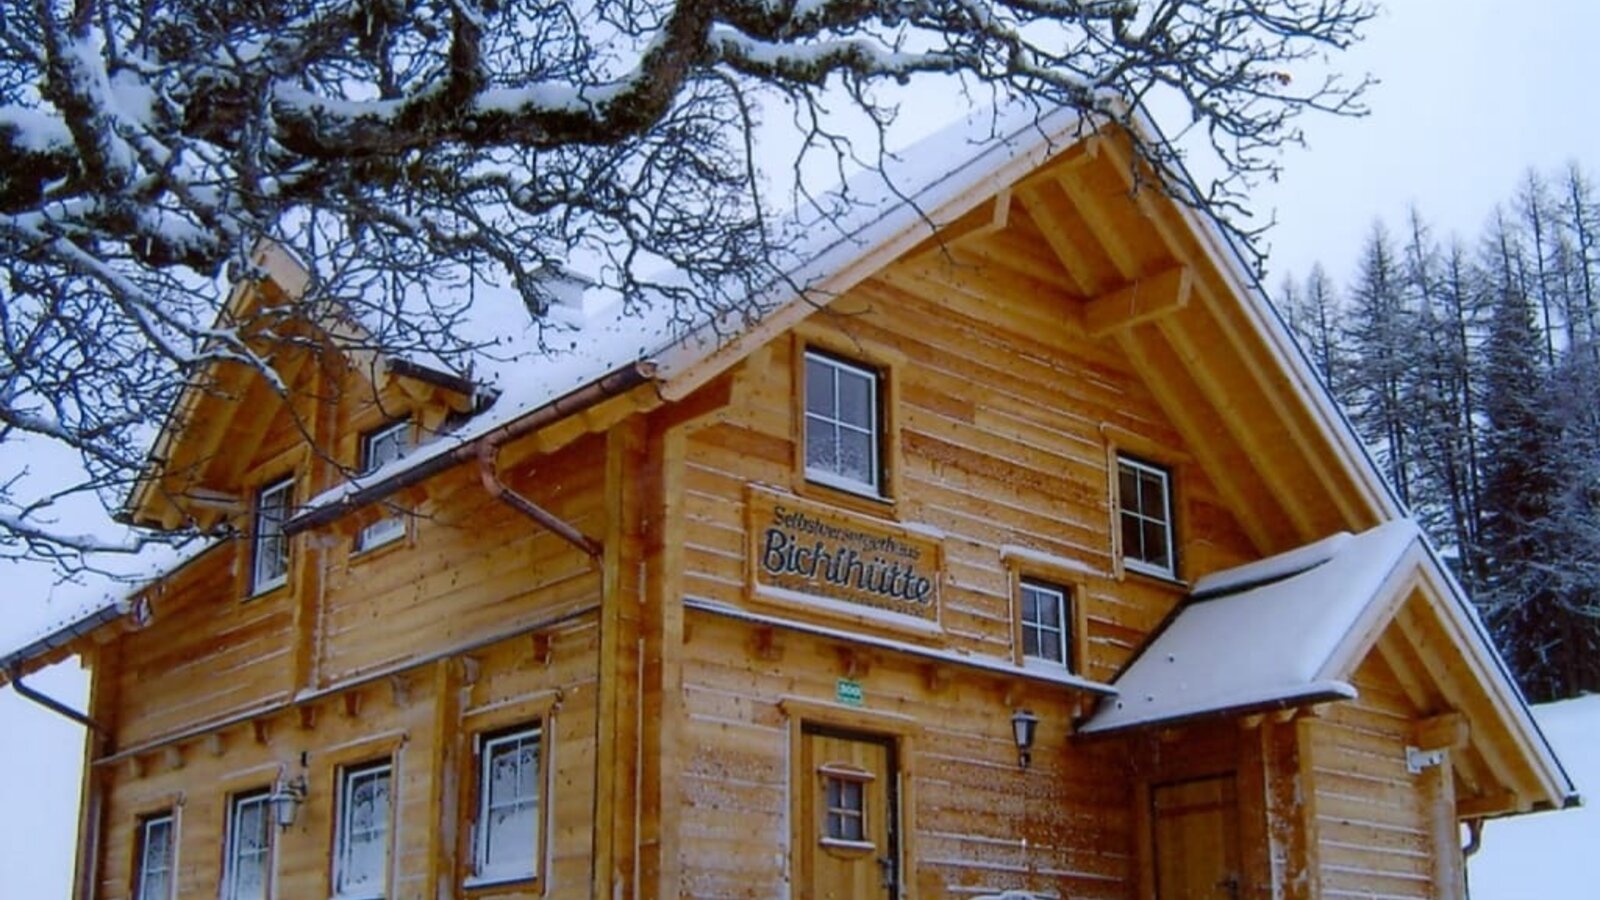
top-left (1281, 264), bottom-right (1344, 393)
top-left (1476, 210), bottom-right (1567, 700)
top-left (1401, 211), bottom-right (1482, 587)
top-left (1341, 225), bottom-right (1417, 505)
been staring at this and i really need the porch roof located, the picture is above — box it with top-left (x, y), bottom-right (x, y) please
top-left (1080, 520), bottom-right (1422, 735)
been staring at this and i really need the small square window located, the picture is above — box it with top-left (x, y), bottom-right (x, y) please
top-left (222, 790), bottom-right (272, 900)
top-left (251, 479), bottom-right (292, 594)
top-left (470, 724), bottom-right (542, 886)
top-left (357, 421), bottom-right (410, 550)
top-left (134, 811), bottom-right (176, 900)
top-left (1020, 580), bottom-right (1071, 669)
top-left (333, 760), bottom-right (392, 899)
top-left (1117, 456), bottom-right (1174, 578)
top-left (804, 351), bottom-right (882, 496)
top-left (824, 775), bottom-right (866, 841)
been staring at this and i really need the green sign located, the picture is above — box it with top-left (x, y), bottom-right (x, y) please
top-left (836, 679), bottom-right (864, 707)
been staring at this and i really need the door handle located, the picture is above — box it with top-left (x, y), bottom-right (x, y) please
top-left (1218, 873), bottom-right (1240, 899)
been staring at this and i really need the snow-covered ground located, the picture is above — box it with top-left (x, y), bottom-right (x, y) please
top-left (1469, 694), bottom-right (1597, 898)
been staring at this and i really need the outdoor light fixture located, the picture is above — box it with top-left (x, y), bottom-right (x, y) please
top-left (269, 774), bottom-right (307, 829)
top-left (1011, 708), bottom-right (1040, 769)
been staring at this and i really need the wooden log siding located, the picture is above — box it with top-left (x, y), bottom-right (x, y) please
top-left (666, 254), bottom-right (1265, 897)
top-left (93, 620), bottom-right (599, 899)
top-left (1308, 654), bottom-right (1440, 899)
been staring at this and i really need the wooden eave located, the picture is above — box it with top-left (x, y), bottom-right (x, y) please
top-left (1377, 566), bottom-right (1579, 817)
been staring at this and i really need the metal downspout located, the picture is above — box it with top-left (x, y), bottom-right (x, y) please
top-left (477, 440), bottom-right (603, 558)
top-left (5, 665), bottom-right (108, 737)
top-left (7, 665), bottom-right (111, 900)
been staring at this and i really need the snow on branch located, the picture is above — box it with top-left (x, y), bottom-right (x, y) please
top-left (0, 0), bottom-right (1375, 568)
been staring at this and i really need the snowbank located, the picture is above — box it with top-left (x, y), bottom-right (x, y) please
top-left (1468, 694), bottom-right (1596, 898)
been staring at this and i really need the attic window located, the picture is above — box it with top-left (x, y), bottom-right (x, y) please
top-left (804, 350), bottom-right (882, 497)
top-left (251, 478), bottom-right (292, 594)
top-left (1117, 456), bottom-right (1175, 579)
top-left (357, 421), bottom-right (410, 550)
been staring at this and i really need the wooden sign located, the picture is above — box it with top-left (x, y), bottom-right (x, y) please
top-left (747, 487), bottom-right (941, 625)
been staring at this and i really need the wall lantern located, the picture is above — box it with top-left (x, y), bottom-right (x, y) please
top-left (269, 775), bottom-right (307, 829)
top-left (1011, 708), bottom-right (1040, 769)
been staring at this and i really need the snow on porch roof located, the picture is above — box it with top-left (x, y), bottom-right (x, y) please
top-left (1080, 519), bottom-right (1423, 735)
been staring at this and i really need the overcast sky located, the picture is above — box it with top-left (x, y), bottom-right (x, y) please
top-left (4, 2), bottom-right (1598, 895)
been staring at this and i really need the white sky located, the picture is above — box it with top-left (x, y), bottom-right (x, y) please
top-left (3, 2), bottom-right (1597, 895)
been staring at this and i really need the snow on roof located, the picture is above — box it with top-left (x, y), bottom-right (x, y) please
top-left (296, 99), bottom-right (1094, 522)
top-left (0, 540), bottom-right (204, 672)
top-left (1080, 519), bottom-right (1423, 735)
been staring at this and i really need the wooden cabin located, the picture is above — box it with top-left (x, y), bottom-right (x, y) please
top-left (0, 104), bottom-right (1576, 900)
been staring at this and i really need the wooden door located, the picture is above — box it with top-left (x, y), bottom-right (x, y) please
top-left (799, 724), bottom-right (898, 899)
top-left (1152, 774), bottom-right (1242, 900)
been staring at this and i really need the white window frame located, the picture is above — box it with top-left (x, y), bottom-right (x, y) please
top-left (222, 790), bottom-right (272, 900)
top-left (357, 421), bottom-right (410, 551)
top-left (1117, 455), bottom-right (1175, 578)
top-left (134, 811), bottom-right (176, 900)
top-left (332, 760), bottom-right (392, 900)
top-left (468, 724), bottom-right (543, 887)
top-left (803, 350), bottom-right (883, 497)
top-left (1019, 580), bottom-right (1071, 669)
top-left (251, 478), bottom-right (293, 594)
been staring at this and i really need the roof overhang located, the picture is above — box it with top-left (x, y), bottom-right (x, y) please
top-left (1079, 521), bottom-right (1578, 816)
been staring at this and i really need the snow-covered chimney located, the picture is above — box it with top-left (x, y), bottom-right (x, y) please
top-left (534, 265), bottom-right (596, 318)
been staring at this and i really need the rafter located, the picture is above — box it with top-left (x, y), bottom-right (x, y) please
top-left (1084, 265), bottom-right (1192, 338)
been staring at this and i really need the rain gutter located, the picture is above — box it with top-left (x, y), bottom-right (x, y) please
top-left (285, 359), bottom-right (657, 539)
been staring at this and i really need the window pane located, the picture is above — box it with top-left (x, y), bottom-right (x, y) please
top-left (837, 370), bottom-right (874, 428)
top-left (1119, 466), bottom-right (1139, 508)
top-left (1121, 514), bottom-right (1143, 560)
top-left (1037, 591), bottom-right (1061, 627)
top-left (1139, 470), bottom-right (1167, 519)
top-left (1021, 625), bottom-right (1041, 658)
top-left (1143, 520), bottom-right (1170, 569)
top-left (805, 417), bottom-right (838, 472)
top-left (805, 357), bottom-right (835, 415)
top-left (838, 429), bottom-right (874, 486)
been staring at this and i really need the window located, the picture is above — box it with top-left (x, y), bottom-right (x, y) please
top-left (357, 421), bottom-right (409, 550)
top-left (251, 479), bottom-right (292, 593)
top-left (471, 724), bottom-right (542, 885)
top-left (1020, 580), bottom-right (1071, 669)
top-left (804, 350), bottom-right (882, 496)
top-left (333, 761), bottom-right (392, 899)
top-left (134, 811), bottom-right (176, 900)
top-left (821, 769), bottom-right (869, 843)
top-left (1118, 456), bottom-right (1174, 577)
top-left (222, 790), bottom-right (272, 900)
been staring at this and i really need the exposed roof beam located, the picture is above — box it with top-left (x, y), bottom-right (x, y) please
top-left (1055, 166), bottom-right (1142, 282)
top-left (1113, 329), bottom-right (1281, 555)
top-left (1084, 265), bottom-right (1192, 338)
top-left (1158, 320), bottom-right (1316, 544)
top-left (1014, 181), bottom-right (1100, 296)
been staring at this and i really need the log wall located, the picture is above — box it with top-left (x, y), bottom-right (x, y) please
top-left (1308, 654), bottom-right (1438, 900)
